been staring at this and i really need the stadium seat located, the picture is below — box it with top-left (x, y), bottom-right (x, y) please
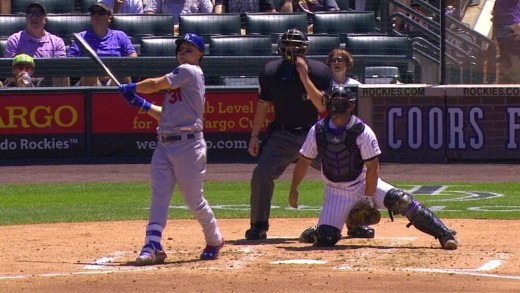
top-left (179, 14), bottom-right (242, 43)
top-left (364, 66), bottom-right (401, 84)
top-left (307, 34), bottom-right (341, 56)
top-left (0, 15), bottom-right (26, 38)
top-left (345, 35), bottom-right (414, 82)
top-left (11, 0), bottom-right (75, 14)
top-left (312, 11), bottom-right (377, 43)
top-left (244, 12), bottom-right (308, 43)
top-left (111, 14), bottom-right (174, 42)
top-left (140, 36), bottom-right (178, 56)
top-left (0, 38), bottom-right (7, 56)
top-left (80, 0), bottom-right (98, 13)
top-left (344, 35), bottom-right (412, 57)
top-left (209, 35), bottom-right (273, 56)
top-left (46, 14), bottom-right (92, 45)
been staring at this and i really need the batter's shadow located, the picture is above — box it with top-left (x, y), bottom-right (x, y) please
top-left (119, 258), bottom-right (203, 267)
top-left (281, 244), bottom-right (437, 251)
top-left (227, 237), bottom-right (299, 245)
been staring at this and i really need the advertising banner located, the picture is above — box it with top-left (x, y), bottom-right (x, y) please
top-left (90, 91), bottom-right (272, 159)
top-left (0, 93), bottom-right (86, 159)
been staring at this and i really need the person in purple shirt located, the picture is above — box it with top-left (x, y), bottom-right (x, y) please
top-left (68, 2), bottom-right (137, 86)
top-left (145, 0), bottom-right (214, 36)
top-left (4, 2), bottom-right (68, 87)
top-left (492, 0), bottom-right (520, 84)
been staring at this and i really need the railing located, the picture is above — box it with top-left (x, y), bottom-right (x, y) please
top-left (0, 56), bottom-right (422, 86)
top-left (380, 0), bottom-right (495, 84)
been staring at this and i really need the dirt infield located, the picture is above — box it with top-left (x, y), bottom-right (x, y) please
top-left (1, 163), bottom-right (520, 292)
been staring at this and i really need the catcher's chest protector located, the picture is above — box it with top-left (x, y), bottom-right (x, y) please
top-left (316, 117), bottom-right (365, 182)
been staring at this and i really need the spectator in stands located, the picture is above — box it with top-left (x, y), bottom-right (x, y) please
top-left (295, 48), bottom-right (360, 113)
top-left (293, 0), bottom-right (339, 13)
top-left (145, 0), bottom-right (214, 35)
top-left (0, 54), bottom-right (43, 88)
top-left (3, 2), bottom-right (69, 87)
top-left (492, 0), bottom-right (520, 84)
top-left (68, 2), bottom-right (137, 86)
top-left (0, 0), bottom-right (10, 14)
top-left (98, 0), bottom-right (144, 14)
top-left (279, 0), bottom-right (339, 31)
top-left (214, 0), bottom-right (276, 13)
top-left (325, 48), bottom-right (361, 86)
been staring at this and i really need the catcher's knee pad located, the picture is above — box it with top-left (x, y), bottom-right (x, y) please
top-left (383, 188), bottom-right (414, 220)
top-left (315, 225), bottom-right (341, 247)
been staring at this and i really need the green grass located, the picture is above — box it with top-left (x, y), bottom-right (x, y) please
top-left (1, 180), bottom-right (519, 226)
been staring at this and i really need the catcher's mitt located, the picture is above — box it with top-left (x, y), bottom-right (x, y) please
top-left (347, 198), bottom-right (381, 228)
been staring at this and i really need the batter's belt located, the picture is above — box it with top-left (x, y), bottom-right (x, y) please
top-left (157, 133), bottom-right (201, 142)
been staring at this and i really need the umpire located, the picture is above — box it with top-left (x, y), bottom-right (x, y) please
top-left (245, 29), bottom-right (333, 240)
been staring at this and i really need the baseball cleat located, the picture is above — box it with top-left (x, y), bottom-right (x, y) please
top-left (347, 226), bottom-right (375, 238)
top-left (245, 227), bottom-right (267, 240)
top-left (135, 243), bottom-right (167, 266)
top-left (200, 239), bottom-right (225, 260)
top-left (440, 233), bottom-right (458, 250)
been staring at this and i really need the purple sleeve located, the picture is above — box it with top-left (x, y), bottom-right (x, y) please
top-left (118, 32), bottom-right (136, 56)
top-left (49, 34), bottom-right (66, 57)
top-left (67, 31), bottom-right (86, 57)
top-left (4, 33), bottom-right (21, 57)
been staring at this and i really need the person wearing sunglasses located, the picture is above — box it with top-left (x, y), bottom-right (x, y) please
top-left (3, 2), bottom-right (68, 87)
top-left (325, 48), bottom-right (361, 87)
top-left (68, 3), bottom-right (138, 86)
top-left (0, 54), bottom-right (43, 88)
top-left (296, 48), bottom-right (360, 116)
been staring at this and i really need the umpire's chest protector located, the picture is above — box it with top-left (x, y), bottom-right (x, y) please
top-left (316, 117), bottom-right (365, 183)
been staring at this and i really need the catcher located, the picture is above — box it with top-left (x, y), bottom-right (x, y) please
top-left (289, 86), bottom-right (458, 249)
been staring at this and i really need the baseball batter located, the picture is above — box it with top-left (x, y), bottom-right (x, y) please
top-left (289, 86), bottom-right (459, 249)
top-left (118, 33), bottom-right (224, 265)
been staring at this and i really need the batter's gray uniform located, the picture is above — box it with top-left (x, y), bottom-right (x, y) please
top-left (299, 115), bottom-right (393, 232)
top-left (145, 64), bottom-right (222, 247)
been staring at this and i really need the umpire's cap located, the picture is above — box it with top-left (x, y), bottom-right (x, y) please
top-left (175, 33), bottom-right (205, 54)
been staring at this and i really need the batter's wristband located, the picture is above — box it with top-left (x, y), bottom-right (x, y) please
top-left (141, 100), bottom-right (152, 112)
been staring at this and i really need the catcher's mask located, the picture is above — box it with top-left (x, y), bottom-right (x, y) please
top-left (325, 86), bottom-right (358, 118)
top-left (277, 28), bottom-right (309, 62)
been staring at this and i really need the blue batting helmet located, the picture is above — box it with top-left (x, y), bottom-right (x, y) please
top-left (175, 33), bottom-right (205, 55)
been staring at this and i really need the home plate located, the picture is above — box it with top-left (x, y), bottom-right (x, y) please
top-left (271, 259), bottom-right (328, 265)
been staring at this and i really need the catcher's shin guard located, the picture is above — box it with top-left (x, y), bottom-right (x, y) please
top-left (384, 188), bottom-right (458, 249)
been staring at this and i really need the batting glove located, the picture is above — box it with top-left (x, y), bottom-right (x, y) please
top-left (122, 92), bottom-right (152, 112)
top-left (118, 83), bottom-right (137, 94)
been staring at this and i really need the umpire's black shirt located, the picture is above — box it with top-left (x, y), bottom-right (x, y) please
top-left (259, 58), bottom-right (332, 129)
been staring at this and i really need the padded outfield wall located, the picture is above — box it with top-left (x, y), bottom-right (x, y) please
top-left (0, 85), bottom-right (519, 164)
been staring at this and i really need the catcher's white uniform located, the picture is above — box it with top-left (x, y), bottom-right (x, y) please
top-left (299, 115), bottom-right (394, 231)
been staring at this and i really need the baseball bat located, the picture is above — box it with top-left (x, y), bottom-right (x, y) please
top-left (72, 33), bottom-right (121, 86)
